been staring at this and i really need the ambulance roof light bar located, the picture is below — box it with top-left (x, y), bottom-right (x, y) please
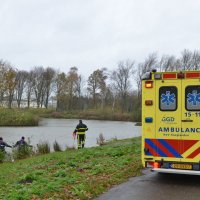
top-left (186, 72), bottom-right (200, 78)
top-left (154, 74), bottom-right (162, 79)
top-left (163, 73), bottom-right (177, 79)
top-left (177, 71), bottom-right (185, 79)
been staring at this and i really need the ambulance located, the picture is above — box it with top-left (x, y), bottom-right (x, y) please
top-left (142, 70), bottom-right (200, 175)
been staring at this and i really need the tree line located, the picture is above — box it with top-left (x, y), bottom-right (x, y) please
top-left (0, 49), bottom-right (200, 117)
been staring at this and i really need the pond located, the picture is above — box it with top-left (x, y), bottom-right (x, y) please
top-left (0, 119), bottom-right (141, 151)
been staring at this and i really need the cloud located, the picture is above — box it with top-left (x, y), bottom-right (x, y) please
top-left (0, 0), bottom-right (200, 78)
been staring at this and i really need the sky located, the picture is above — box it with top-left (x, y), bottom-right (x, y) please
top-left (0, 0), bottom-right (200, 78)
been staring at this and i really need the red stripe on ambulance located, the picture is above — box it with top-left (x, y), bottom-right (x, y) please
top-left (187, 147), bottom-right (200, 159)
top-left (145, 142), bottom-right (159, 157)
top-left (151, 139), bottom-right (175, 158)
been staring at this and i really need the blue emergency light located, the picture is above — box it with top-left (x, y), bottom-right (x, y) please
top-left (145, 117), bottom-right (153, 123)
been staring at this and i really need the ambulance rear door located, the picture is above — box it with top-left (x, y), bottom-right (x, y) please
top-left (155, 77), bottom-right (182, 163)
top-left (181, 77), bottom-right (200, 164)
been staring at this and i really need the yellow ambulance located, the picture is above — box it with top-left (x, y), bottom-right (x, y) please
top-left (142, 70), bottom-right (200, 175)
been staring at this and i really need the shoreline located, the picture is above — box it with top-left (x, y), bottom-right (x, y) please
top-left (0, 108), bottom-right (141, 126)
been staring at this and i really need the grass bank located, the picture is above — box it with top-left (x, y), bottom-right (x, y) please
top-left (0, 108), bottom-right (39, 126)
top-left (40, 109), bottom-right (136, 122)
top-left (0, 108), bottom-right (139, 126)
top-left (0, 137), bottom-right (142, 200)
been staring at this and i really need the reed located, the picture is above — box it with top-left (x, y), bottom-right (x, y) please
top-left (53, 140), bottom-right (62, 152)
top-left (36, 141), bottom-right (51, 154)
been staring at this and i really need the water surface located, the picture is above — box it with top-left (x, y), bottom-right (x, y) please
top-left (0, 119), bottom-right (141, 151)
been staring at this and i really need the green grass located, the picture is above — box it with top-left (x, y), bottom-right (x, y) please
top-left (0, 137), bottom-right (142, 200)
top-left (42, 109), bottom-right (136, 122)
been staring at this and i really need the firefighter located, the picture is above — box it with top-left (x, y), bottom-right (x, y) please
top-left (73, 120), bottom-right (88, 149)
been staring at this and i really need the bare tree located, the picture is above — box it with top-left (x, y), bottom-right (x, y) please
top-left (66, 67), bottom-right (79, 110)
top-left (75, 75), bottom-right (84, 98)
top-left (0, 60), bottom-right (9, 105)
top-left (75, 74), bottom-right (85, 110)
top-left (26, 71), bottom-right (34, 108)
top-left (110, 60), bottom-right (134, 113)
top-left (87, 68), bottom-right (107, 108)
top-left (15, 70), bottom-right (28, 108)
top-left (87, 69), bottom-right (100, 107)
top-left (191, 50), bottom-right (200, 70)
top-left (107, 83), bottom-right (118, 112)
top-left (159, 55), bottom-right (177, 71)
top-left (180, 49), bottom-right (193, 70)
top-left (32, 66), bottom-right (45, 108)
top-left (98, 68), bottom-right (108, 109)
top-left (56, 72), bottom-right (67, 110)
top-left (43, 67), bottom-right (56, 108)
top-left (171, 58), bottom-right (182, 71)
top-left (4, 67), bottom-right (17, 108)
top-left (135, 53), bottom-right (157, 102)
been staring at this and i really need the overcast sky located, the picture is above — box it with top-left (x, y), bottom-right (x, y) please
top-left (0, 0), bottom-right (200, 78)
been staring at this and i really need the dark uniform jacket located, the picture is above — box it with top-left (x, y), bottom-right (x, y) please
top-left (74, 123), bottom-right (88, 135)
top-left (0, 141), bottom-right (12, 151)
top-left (14, 139), bottom-right (31, 147)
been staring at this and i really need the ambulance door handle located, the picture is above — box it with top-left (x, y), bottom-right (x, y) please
top-left (182, 119), bottom-right (193, 122)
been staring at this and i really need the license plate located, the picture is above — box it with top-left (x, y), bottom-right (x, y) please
top-left (171, 164), bottom-right (192, 170)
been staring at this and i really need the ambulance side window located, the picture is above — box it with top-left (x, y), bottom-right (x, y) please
top-left (185, 86), bottom-right (200, 111)
top-left (159, 86), bottom-right (177, 111)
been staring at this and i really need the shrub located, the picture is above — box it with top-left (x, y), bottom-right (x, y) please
top-left (12, 137), bottom-right (34, 160)
top-left (0, 108), bottom-right (39, 126)
top-left (51, 112), bottom-right (63, 118)
top-left (0, 150), bottom-right (5, 162)
top-left (37, 141), bottom-right (50, 154)
top-left (96, 133), bottom-right (106, 146)
top-left (53, 140), bottom-right (62, 152)
top-left (12, 146), bottom-right (34, 160)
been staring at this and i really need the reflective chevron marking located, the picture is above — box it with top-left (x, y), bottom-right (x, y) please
top-left (145, 139), bottom-right (199, 159)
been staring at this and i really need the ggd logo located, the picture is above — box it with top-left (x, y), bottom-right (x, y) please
top-left (162, 117), bottom-right (175, 122)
